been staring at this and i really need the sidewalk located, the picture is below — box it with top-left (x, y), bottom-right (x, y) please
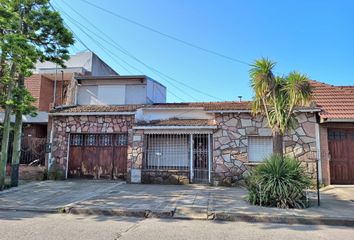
top-left (1, 181), bottom-right (353, 226)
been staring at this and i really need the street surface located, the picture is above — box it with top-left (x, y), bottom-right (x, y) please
top-left (0, 210), bottom-right (353, 240)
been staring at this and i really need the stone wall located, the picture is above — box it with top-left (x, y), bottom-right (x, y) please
top-left (127, 129), bottom-right (144, 182)
top-left (50, 115), bottom-right (134, 175)
top-left (213, 112), bottom-right (318, 186)
top-left (141, 170), bottom-right (189, 184)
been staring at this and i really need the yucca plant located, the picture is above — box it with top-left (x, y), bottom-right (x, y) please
top-left (247, 155), bottom-right (311, 209)
top-left (249, 58), bottom-right (312, 158)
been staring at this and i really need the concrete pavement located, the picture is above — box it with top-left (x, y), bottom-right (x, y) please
top-left (0, 180), bottom-right (354, 226)
top-left (1, 210), bottom-right (354, 240)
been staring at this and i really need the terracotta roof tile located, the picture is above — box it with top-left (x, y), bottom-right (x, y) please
top-left (51, 104), bottom-right (140, 113)
top-left (310, 80), bottom-right (354, 119)
top-left (51, 101), bottom-right (253, 113)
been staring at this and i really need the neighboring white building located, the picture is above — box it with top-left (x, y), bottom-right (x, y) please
top-left (35, 51), bottom-right (118, 76)
top-left (76, 75), bottom-right (166, 105)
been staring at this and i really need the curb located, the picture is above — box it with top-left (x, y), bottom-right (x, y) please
top-left (0, 207), bottom-right (59, 214)
top-left (66, 207), bottom-right (175, 219)
top-left (1, 206), bottom-right (354, 227)
top-left (212, 212), bottom-right (354, 227)
top-left (65, 206), bottom-right (354, 227)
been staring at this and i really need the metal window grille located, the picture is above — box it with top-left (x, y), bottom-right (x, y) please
top-left (116, 134), bottom-right (128, 146)
top-left (70, 134), bottom-right (84, 146)
top-left (85, 134), bottom-right (97, 146)
top-left (99, 134), bottom-right (113, 146)
top-left (70, 134), bottom-right (128, 147)
top-left (144, 134), bottom-right (190, 170)
top-left (248, 136), bottom-right (273, 162)
top-left (144, 133), bottom-right (211, 183)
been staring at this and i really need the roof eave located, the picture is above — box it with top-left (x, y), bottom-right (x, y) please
top-left (49, 111), bottom-right (136, 116)
top-left (133, 126), bottom-right (217, 130)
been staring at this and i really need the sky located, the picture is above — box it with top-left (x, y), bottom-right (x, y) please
top-left (51, 0), bottom-right (354, 103)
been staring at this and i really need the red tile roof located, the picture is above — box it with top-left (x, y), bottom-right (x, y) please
top-left (51, 99), bottom-right (318, 114)
top-left (310, 80), bottom-right (354, 120)
top-left (51, 104), bottom-right (141, 113)
top-left (51, 101), bottom-right (253, 113)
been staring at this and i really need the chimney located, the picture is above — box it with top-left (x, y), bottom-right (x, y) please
top-left (238, 96), bottom-right (242, 102)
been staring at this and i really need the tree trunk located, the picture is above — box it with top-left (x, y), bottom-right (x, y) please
top-left (10, 111), bottom-right (22, 187)
top-left (0, 64), bottom-right (16, 189)
top-left (0, 104), bottom-right (12, 189)
top-left (10, 74), bottom-right (25, 187)
top-left (273, 130), bottom-right (284, 159)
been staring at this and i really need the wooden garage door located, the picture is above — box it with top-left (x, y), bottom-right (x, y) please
top-left (69, 134), bottom-right (128, 179)
top-left (328, 129), bottom-right (354, 184)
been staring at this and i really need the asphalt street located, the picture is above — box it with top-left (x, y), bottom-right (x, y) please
top-left (0, 210), bottom-right (353, 240)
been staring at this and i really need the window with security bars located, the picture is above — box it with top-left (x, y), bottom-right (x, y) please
top-left (144, 134), bottom-right (190, 170)
top-left (248, 136), bottom-right (273, 162)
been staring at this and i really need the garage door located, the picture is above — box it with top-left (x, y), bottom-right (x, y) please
top-left (68, 134), bottom-right (128, 179)
top-left (328, 129), bottom-right (354, 184)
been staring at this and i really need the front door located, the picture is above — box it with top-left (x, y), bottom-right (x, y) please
top-left (328, 129), bottom-right (354, 184)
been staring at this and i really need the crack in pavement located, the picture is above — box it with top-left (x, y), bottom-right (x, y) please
top-left (113, 219), bottom-right (146, 240)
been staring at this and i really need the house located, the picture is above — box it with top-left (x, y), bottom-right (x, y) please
top-left (0, 51), bottom-right (119, 168)
top-left (311, 81), bottom-right (354, 185)
top-left (48, 100), bottom-right (320, 185)
top-left (21, 51), bottom-right (119, 139)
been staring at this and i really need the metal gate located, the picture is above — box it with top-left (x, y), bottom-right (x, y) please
top-left (6, 135), bottom-right (46, 165)
top-left (144, 133), bottom-right (211, 183)
top-left (192, 134), bottom-right (210, 183)
top-left (69, 133), bottom-right (128, 179)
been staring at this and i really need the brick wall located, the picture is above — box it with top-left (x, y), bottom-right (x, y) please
top-left (25, 74), bottom-right (55, 112)
top-left (38, 75), bottom-right (54, 111)
top-left (25, 74), bottom-right (42, 109)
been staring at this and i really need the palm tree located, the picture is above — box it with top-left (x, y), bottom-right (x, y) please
top-left (249, 58), bottom-right (312, 158)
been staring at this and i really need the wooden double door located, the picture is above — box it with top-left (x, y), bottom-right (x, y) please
top-left (69, 134), bottom-right (128, 179)
top-left (328, 129), bottom-right (354, 184)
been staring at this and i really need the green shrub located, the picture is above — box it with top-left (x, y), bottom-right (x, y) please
top-left (42, 169), bottom-right (48, 181)
top-left (49, 169), bottom-right (65, 180)
top-left (246, 154), bottom-right (311, 209)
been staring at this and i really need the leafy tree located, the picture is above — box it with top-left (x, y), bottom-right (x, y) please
top-left (249, 58), bottom-right (312, 158)
top-left (0, 0), bottom-right (74, 188)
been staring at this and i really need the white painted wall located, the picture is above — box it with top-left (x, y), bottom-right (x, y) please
top-left (98, 85), bottom-right (126, 104)
top-left (77, 85), bottom-right (99, 105)
top-left (135, 108), bottom-right (214, 122)
top-left (76, 78), bottom-right (166, 105)
top-left (147, 78), bottom-right (166, 103)
top-left (125, 85), bottom-right (147, 104)
top-left (77, 85), bottom-right (126, 105)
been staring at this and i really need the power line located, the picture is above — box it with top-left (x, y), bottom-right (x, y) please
top-left (52, 3), bottom-right (137, 74)
top-left (60, 0), bottom-right (223, 101)
top-left (54, 2), bottom-right (186, 102)
top-left (58, 0), bottom-right (213, 101)
top-left (49, 2), bottom-right (91, 52)
top-left (79, 0), bottom-right (250, 66)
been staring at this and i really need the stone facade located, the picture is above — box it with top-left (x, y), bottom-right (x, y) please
top-left (127, 129), bottom-right (144, 182)
top-left (50, 111), bottom-right (319, 185)
top-left (141, 170), bottom-right (190, 184)
top-left (213, 112), bottom-right (318, 186)
top-left (49, 115), bottom-right (134, 175)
